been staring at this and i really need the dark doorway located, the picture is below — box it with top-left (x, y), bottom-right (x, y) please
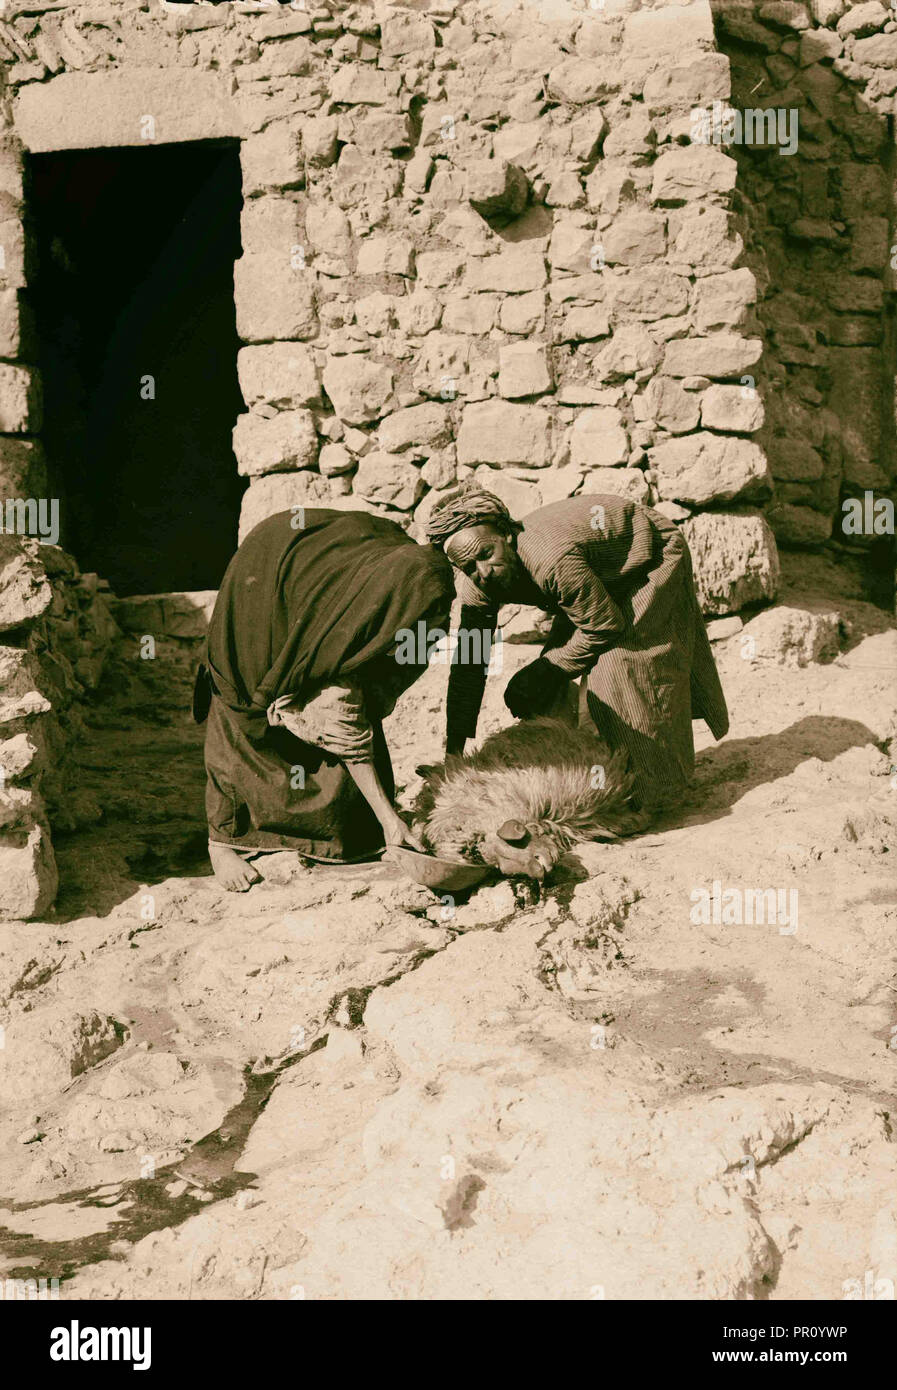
top-left (29, 141), bottom-right (245, 596)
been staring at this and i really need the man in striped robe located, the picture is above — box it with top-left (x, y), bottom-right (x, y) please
top-left (427, 484), bottom-right (729, 817)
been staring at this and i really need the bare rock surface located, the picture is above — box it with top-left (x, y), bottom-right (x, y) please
top-left (0, 575), bottom-right (893, 1301)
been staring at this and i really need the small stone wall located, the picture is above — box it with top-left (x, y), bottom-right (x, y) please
top-left (0, 536), bottom-right (118, 919)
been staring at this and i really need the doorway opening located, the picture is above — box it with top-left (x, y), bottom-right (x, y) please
top-left (29, 140), bottom-right (245, 596)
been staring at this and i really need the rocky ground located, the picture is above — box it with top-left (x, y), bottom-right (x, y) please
top-left (0, 550), bottom-right (894, 1301)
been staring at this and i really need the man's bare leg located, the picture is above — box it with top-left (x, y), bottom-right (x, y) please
top-left (208, 841), bottom-right (263, 892)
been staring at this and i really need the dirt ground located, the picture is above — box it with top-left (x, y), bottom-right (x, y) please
top-left (0, 550), bottom-right (894, 1300)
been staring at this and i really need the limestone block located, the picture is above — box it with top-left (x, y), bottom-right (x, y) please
top-left (670, 206), bottom-right (744, 273)
top-left (651, 147), bottom-right (738, 203)
top-left (378, 404), bottom-right (451, 454)
top-left (642, 53), bottom-right (731, 110)
top-left (498, 343), bottom-right (552, 399)
top-left (640, 376), bottom-right (701, 434)
top-left (700, 384), bottom-right (765, 432)
top-left (0, 364), bottom-right (41, 433)
top-left (741, 605), bottom-right (843, 666)
top-left (692, 269), bottom-right (757, 331)
top-left (0, 728), bottom-right (44, 783)
top-left (836, 1), bottom-right (888, 36)
top-left (355, 292), bottom-right (397, 336)
top-left (305, 202), bottom-right (353, 264)
top-left (420, 448), bottom-right (457, 491)
top-left (580, 467), bottom-right (650, 503)
top-left (257, 35), bottom-right (312, 78)
top-left (0, 289), bottom-right (27, 357)
top-left (457, 401), bottom-right (551, 468)
top-left (568, 109), bottom-right (609, 162)
top-left (593, 326), bottom-right (661, 382)
top-left (852, 32), bottom-right (897, 64)
top-left (548, 219), bottom-right (597, 274)
top-left (471, 465), bottom-right (542, 516)
top-left (330, 65), bottom-right (402, 105)
top-left (799, 28), bottom-right (843, 62)
top-left (0, 646), bottom-right (47, 725)
top-left (500, 292), bottom-right (547, 335)
top-left (610, 266), bottom-right (689, 319)
top-left (323, 355), bottom-right (395, 425)
top-left (547, 58), bottom-right (610, 104)
top-left (238, 472), bottom-right (334, 543)
top-left (233, 409), bottom-right (318, 476)
top-left (650, 433), bottom-right (772, 505)
top-left (412, 334), bottom-right (470, 398)
top-left (600, 210), bottom-right (666, 266)
top-left (416, 252), bottom-right (462, 289)
top-left (0, 536), bottom-right (52, 632)
top-left (302, 114), bottom-right (340, 168)
top-left (570, 408), bottom-right (629, 468)
top-left (662, 334), bottom-right (763, 379)
top-left (319, 444), bottom-right (355, 477)
top-left (381, 11), bottom-right (436, 55)
top-left (0, 821), bottom-right (57, 921)
top-left (0, 220), bottom-right (29, 291)
top-left (357, 236), bottom-right (415, 277)
top-left (556, 306), bottom-right (610, 342)
top-left (350, 111), bottom-right (414, 154)
top-left (441, 296), bottom-right (498, 335)
top-left (624, 1), bottom-right (715, 52)
top-left (234, 256), bottom-right (316, 342)
top-left (353, 453), bottom-right (423, 511)
top-left (603, 112), bottom-right (656, 161)
top-left (237, 344), bottom-right (321, 410)
top-left (241, 122), bottom-right (303, 195)
top-left (395, 291), bottom-right (442, 336)
top-left (463, 244), bottom-right (546, 293)
top-left (467, 159), bottom-right (529, 224)
top-left (682, 509), bottom-right (780, 615)
top-left (14, 71), bottom-right (242, 153)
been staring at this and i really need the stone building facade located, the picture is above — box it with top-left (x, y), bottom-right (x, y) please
top-left (0, 0), bottom-right (895, 916)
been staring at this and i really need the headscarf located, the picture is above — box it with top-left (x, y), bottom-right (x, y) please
top-left (426, 480), bottom-right (522, 549)
top-left (206, 508), bottom-right (454, 715)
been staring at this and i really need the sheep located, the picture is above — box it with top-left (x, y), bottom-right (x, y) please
top-left (415, 717), bottom-right (652, 881)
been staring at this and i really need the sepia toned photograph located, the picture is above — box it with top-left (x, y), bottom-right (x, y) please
top-left (0, 0), bottom-right (893, 1357)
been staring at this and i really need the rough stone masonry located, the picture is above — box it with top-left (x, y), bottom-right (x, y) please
top-left (0, 0), bottom-right (895, 915)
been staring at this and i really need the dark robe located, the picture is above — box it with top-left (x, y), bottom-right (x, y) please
top-left (194, 509), bottom-right (453, 860)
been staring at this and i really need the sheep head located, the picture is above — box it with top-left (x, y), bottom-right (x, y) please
top-left (416, 717), bottom-right (651, 882)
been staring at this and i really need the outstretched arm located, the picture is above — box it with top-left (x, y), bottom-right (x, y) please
top-left (345, 761), bottom-right (425, 851)
top-left (445, 602), bottom-right (498, 755)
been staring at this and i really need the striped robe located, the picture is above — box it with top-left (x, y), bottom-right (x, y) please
top-left (446, 494), bottom-right (729, 814)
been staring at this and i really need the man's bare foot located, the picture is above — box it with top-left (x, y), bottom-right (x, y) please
top-left (209, 842), bottom-right (263, 892)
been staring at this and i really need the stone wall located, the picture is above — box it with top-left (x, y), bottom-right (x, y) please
top-left (0, 536), bottom-right (118, 919)
top-left (714, 0), bottom-right (897, 549)
top-left (0, 0), bottom-right (794, 619)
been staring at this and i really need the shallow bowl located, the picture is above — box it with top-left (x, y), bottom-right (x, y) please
top-left (386, 845), bottom-right (489, 894)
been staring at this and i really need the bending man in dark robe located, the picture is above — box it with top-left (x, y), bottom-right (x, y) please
top-left (194, 508), bottom-right (454, 891)
top-left (427, 484), bottom-right (729, 817)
